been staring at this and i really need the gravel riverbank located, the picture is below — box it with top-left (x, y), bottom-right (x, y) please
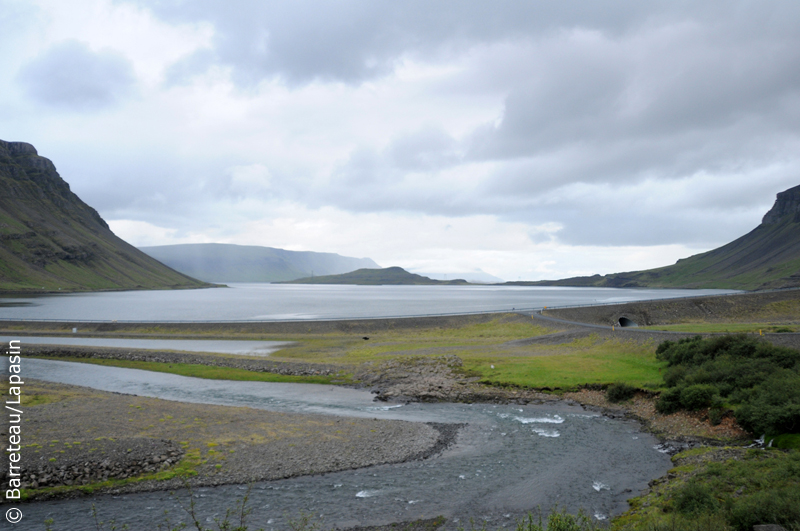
top-left (8, 380), bottom-right (459, 502)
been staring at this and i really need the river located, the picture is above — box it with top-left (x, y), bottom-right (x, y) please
top-left (12, 359), bottom-right (672, 530)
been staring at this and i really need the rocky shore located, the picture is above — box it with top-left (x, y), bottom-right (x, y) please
top-left (21, 438), bottom-right (183, 490)
top-left (10, 380), bottom-right (460, 502)
top-left (356, 354), bottom-right (557, 404)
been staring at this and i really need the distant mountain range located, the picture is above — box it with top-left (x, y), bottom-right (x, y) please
top-left (281, 266), bottom-right (469, 285)
top-left (0, 140), bottom-right (208, 292)
top-left (419, 269), bottom-right (505, 283)
top-left (508, 184), bottom-right (800, 291)
top-left (4, 137), bottom-right (797, 293)
top-left (139, 243), bottom-right (380, 283)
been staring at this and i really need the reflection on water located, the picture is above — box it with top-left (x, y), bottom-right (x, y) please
top-left (16, 360), bottom-right (673, 530)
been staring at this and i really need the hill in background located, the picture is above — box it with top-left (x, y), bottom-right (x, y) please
top-left (510, 184), bottom-right (800, 291)
top-left (0, 140), bottom-right (209, 292)
top-left (281, 266), bottom-right (469, 285)
top-left (420, 269), bottom-right (505, 284)
top-left (139, 243), bottom-right (380, 283)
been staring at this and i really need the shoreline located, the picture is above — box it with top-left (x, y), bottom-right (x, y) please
top-left (6, 379), bottom-right (461, 503)
top-left (9, 351), bottom-right (747, 504)
top-left (5, 291), bottom-right (788, 528)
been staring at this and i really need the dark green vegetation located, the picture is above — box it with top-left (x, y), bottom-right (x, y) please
top-left (509, 184), bottom-right (800, 290)
top-left (140, 243), bottom-right (379, 283)
top-left (654, 335), bottom-right (800, 435)
top-left (617, 447), bottom-right (800, 531)
top-left (606, 382), bottom-right (637, 403)
top-left (282, 266), bottom-right (469, 285)
top-left (0, 140), bottom-right (209, 292)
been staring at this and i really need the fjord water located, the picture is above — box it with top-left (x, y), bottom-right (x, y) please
top-left (0, 336), bottom-right (290, 355)
top-left (19, 360), bottom-right (672, 530)
top-left (0, 283), bottom-right (736, 321)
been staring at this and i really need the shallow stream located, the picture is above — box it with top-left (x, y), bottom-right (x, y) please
top-left (13, 359), bottom-right (672, 530)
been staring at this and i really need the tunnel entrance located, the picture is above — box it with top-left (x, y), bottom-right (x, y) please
top-left (618, 316), bottom-right (638, 328)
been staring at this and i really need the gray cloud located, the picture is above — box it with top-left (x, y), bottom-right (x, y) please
top-left (128, 0), bottom-right (680, 86)
top-left (41, 1), bottom-right (800, 253)
top-left (238, 1), bottom-right (798, 247)
top-left (17, 40), bottom-right (135, 109)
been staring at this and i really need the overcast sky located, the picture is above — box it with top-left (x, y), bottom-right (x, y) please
top-left (3, 0), bottom-right (799, 281)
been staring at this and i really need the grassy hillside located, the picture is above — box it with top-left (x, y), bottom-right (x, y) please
top-left (139, 243), bottom-right (379, 282)
top-left (510, 184), bottom-right (800, 291)
top-left (0, 140), bottom-right (209, 292)
top-left (281, 266), bottom-right (469, 285)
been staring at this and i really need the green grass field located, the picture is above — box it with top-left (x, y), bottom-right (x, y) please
top-left (27, 315), bottom-right (667, 391)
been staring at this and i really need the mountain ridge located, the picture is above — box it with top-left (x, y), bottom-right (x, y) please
top-left (0, 139), bottom-right (209, 292)
top-left (508, 184), bottom-right (800, 291)
top-left (139, 243), bottom-right (380, 283)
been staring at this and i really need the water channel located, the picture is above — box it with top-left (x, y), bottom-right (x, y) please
top-left (13, 359), bottom-right (673, 531)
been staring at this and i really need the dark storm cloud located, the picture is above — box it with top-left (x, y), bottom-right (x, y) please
top-left (17, 40), bottom-right (136, 110)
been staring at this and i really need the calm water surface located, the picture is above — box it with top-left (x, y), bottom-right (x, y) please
top-left (0, 284), bottom-right (737, 322)
top-left (15, 360), bottom-right (672, 530)
top-left (0, 336), bottom-right (289, 355)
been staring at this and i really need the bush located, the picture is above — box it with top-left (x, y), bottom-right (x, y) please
top-left (680, 384), bottom-right (717, 410)
top-left (672, 480), bottom-right (718, 514)
top-left (654, 335), bottom-right (800, 434)
top-left (606, 382), bottom-right (636, 403)
top-left (656, 387), bottom-right (683, 414)
top-left (728, 487), bottom-right (800, 531)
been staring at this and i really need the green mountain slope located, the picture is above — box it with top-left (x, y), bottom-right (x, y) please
top-left (511, 184), bottom-right (800, 291)
top-left (139, 243), bottom-right (380, 282)
top-left (0, 140), bottom-right (209, 292)
top-left (281, 266), bottom-right (469, 285)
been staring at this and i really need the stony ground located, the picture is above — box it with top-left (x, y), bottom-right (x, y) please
top-left (355, 354), bottom-right (557, 404)
top-left (562, 389), bottom-right (750, 443)
top-left (8, 379), bottom-right (453, 502)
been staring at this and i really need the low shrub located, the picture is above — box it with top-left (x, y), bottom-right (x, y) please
top-left (655, 387), bottom-right (682, 414)
top-left (708, 407), bottom-right (724, 426)
top-left (672, 480), bottom-right (718, 514)
top-left (679, 384), bottom-right (717, 410)
top-left (727, 486), bottom-right (800, 531)
top-left (654, 335), bottom-right (800, 434)
top-left (606, 382), bottom-right (636, 403)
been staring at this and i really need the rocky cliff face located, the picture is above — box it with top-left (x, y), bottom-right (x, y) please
top-left (762, 184), bottom-right (800, 224)
top-left (0, 139), bottom-right (207, 292)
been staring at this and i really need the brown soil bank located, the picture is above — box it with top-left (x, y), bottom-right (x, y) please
top-left (542, 288), bottom-right (800, 327)
top-left (5, 380), bottom-right (454, 502)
